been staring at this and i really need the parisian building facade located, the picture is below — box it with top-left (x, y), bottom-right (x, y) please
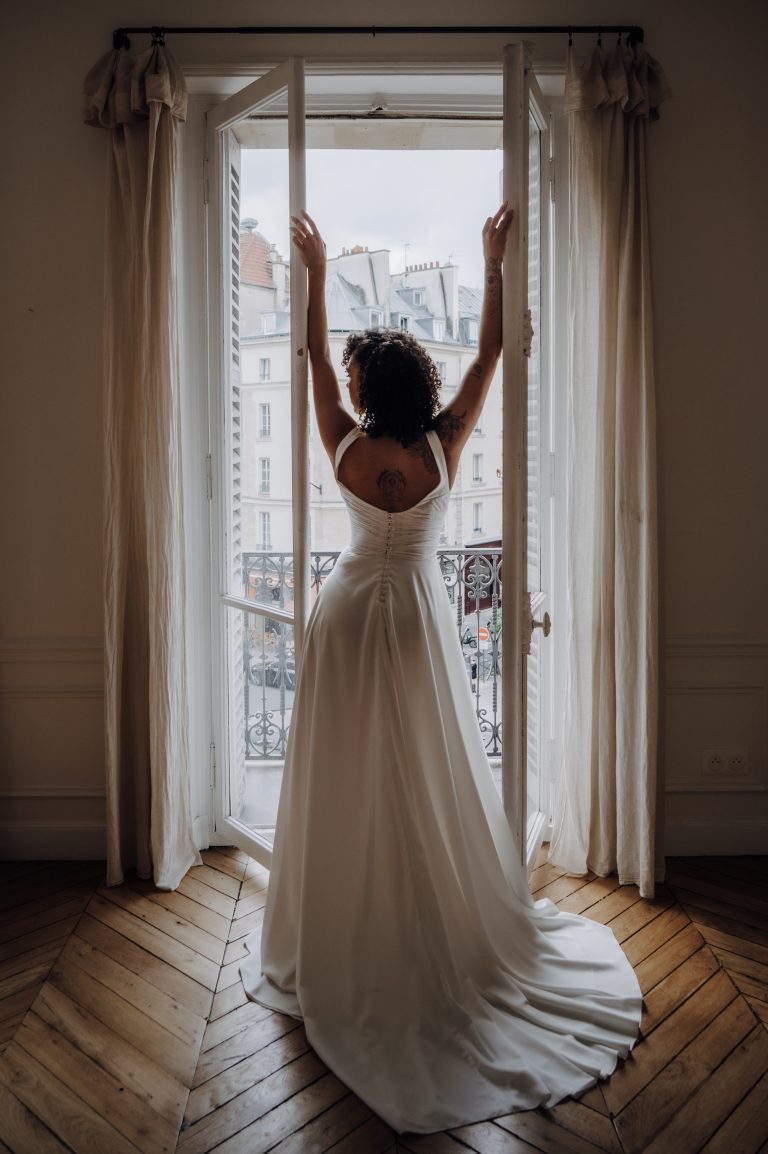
top-left (237, 220), bottom-right (503, 554)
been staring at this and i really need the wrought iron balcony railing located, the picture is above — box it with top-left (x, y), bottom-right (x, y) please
top-left (241, 548), bottom-right (503, 760)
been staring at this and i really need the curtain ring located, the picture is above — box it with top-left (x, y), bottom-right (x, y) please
top-left (150, 26), bottom-right (166, 46)
top-left (567, 25), bottom-right (573, 46)
top-left (597, 27), bottom-right (603, 47)
top-left (112, 29), bottom-right (130, 50)
top-left (617, 27), bottom-right (623, 45)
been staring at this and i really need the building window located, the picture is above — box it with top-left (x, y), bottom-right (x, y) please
top-left (433, 319), bottom-right (444, 341)
top-left (259, 457), bottom-right (270, 494)
top-left (259, 402), bottom-right (271, 438)
top-left (472, 453), bottom-right (483, 484)
top-left (467, 319), bottom-right (479, 344)
top-left (260, 511), bottom-right (272, 551)
top-left (258, 357), bottom-right (270, 381)
top-left (370, 310), bottom-right (382, 328)
top-left (472, 502), bottom-right (483, 533)
top-left (399, 315), bottom-right (411, 332)
top-left (473, 421), bottom-right (483, 435)
top-left (261, 314), bottom-right (276, 335)
top-left (413, 289), bottom-right (424, 306)
top-left (437, 361), bottom-right (447, 383)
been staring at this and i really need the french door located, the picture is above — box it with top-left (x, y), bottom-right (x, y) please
top-left (207, 61), bottom-right (308, 869)
top-left (206, 54), bottom-right (553, 872)
top-left (500, 45), bottom-right (552, 868)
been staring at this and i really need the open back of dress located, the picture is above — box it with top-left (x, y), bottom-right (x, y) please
top-left (240, 426), bottom-right (642, 1135)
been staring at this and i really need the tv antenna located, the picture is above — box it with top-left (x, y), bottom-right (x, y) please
top-left (403, 241), bottom-right (426, 273)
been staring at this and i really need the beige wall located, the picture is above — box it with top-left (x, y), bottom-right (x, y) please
top-left (2, 0), bottom-right (766, 856)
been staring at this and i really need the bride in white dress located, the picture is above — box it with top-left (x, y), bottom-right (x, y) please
top-left (239, 204), bottom-right (643, 1135)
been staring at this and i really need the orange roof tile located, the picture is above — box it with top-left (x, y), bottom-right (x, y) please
top-left (240, 230), bottom-right (274, 288)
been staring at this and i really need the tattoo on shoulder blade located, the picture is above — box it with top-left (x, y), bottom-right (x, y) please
top-left (377, 469), bottom-right (407, 506)
top-left (405, 435), bottom-right (439, 474)
top-left (434, 408), bottom-right (467, 446)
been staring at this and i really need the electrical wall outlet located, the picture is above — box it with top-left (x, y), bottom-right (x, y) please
top-left (702, 748), bottom-right (750, 777)
top-left (726, 750), bottom-right (749, 775)
top-left (702, 750), bottom-right (724, 775)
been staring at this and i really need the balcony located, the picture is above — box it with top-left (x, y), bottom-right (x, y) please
top-left (236, 548), bottom-right (503, 838)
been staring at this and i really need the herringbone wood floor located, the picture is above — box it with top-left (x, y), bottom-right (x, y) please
top-left (0, 847), bottom-right (766, 1154)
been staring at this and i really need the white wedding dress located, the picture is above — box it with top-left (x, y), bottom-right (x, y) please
top-left (240, 426), bottom-right (642, 1135)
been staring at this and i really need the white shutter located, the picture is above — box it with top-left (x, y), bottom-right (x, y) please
top-left (526, 112), bottom-right (543, 819)
top-left (527, 114), bottom-right (542, 595)
top-left (225, 129), bottom-right (247, 821)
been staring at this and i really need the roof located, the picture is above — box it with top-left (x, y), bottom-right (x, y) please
top-left (336, 274), bottom-right (367, 308)
top-left (326, 272), bottom-right (365, 330)
top-left (240, 230), bottom-right (274, 288)
top-left (458, 285), bottom-right (483, 317)
top-left (389, 285), bottom-right (433, 321)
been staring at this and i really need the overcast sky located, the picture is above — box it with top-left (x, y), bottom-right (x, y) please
top-left (241, 148), bottom-right (503, 290)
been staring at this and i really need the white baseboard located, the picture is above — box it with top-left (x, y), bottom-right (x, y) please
top-left (2, 817), bottom-right (763, 863)
top-left (0, 822), bottom-right (106, 860)
top-left (0, 819), bottom-right (236, 863)
top-left (665, 820), bottom-right (768, 856)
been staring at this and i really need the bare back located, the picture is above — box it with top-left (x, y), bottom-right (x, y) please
top-left (336, 431), bottom-right (447, 514)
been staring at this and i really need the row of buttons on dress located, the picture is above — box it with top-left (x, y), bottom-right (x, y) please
top-left (378, 512), bottom-right (394, 603)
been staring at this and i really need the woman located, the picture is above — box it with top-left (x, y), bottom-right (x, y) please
top-left (240, 205), bottom-right (642, 1136)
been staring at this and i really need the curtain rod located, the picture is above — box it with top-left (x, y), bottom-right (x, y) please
top-left (112, 24), bottom-right (644, 51)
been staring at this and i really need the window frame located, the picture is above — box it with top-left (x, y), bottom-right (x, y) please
top-left (259, 510), bottom-right (272, 550)
top-left (259, 456), bottom-right (271, 494)
top-left (179, 57), bottom-right (568, 863)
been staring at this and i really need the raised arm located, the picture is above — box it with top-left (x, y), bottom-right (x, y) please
top-left (290, 211), bottom-right (356, 460)
top-left (434, 203), bottom-right (513, 475)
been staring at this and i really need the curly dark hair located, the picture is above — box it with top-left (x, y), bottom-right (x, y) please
top-left (341, 328), bottom-right (442, 446)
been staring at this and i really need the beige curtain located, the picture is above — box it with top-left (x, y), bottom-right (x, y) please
top-left (548, 43), bottom-right (670, 899)
top-left (84, 44), bottom-right (203, 889)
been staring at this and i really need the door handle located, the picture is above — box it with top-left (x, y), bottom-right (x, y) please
top-left (523, 591), bottom-right (552, 655)
top-left (533, 611), bottom-right (551, 638)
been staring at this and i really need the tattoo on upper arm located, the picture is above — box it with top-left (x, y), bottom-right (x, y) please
top-left (405, 435), bottom-right (439, 474)
top-left (377, 469), bottom-right (407, 506)
top-left (469, 362), bottom-right (483, 378)
top-left (434, 408), bottom-right (467, 445)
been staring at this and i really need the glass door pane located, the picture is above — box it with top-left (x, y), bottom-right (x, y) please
top-left (501, 42), bottom-right (530, 861)
top-left (238, 119), bottom-right (294, 847)
top-left (301, 80), bottom-right (505, 789)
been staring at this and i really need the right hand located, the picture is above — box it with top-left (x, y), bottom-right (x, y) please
top-left (483, 202), bottom-right (513, 264)
top-left (291, 210), bottom-right (327, 271)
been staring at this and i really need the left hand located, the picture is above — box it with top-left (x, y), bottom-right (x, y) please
top-left (291, 210), bottom-right (327, 271)
top-left (483, 202), bottom-right (513, 264)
